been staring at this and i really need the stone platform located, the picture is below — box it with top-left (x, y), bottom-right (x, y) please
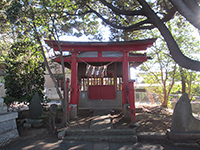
top-left (58, 109), bottom-right (137, 142)
top-left (0, 97), bottom-right (19, 147)
top-left (0, 112), bottom-right (19, 147)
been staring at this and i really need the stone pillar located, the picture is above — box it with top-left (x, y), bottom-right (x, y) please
top-left (0, 81), bottom-right (19, 147)
top-left (170, 93), bottom-right (200, 133)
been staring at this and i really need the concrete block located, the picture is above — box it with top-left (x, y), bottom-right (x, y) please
top-left (0, 119), bottom-right (17, 135)
top-left (0, 98), bottom-right (3, 106)
top-left (0, 112), bottom-right (18, 147)
top-left (0, 106), bottom-right (7, 114)
top-left (23, 123), bottom-right (32, 128)
top-left (137, 132), bottom-right (167, 141)
top-left (123, 104), bottom-right (130, 121)
top-left (0, 112), bottom-right (18, 123)
top-left (69, 104), bottom-right (77, 119)
top-left (0, 129), bottom-right (19, 147)
top-left (167, 132), bottom-right (200, 142)
top-left (25, 118), bottom-right (44, 128)
top-left (58, 130), bottom-right (66, 140)
top-left (93, 142), bottom-right (109, 150)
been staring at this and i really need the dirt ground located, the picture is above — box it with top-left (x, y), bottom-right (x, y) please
top-left (17, 105), bottom-right (173, 139)
top-left (4, 106), bottom-right (200, 150)
top-left (62, 105), bottom-right (173, 132)
top-left (112, 105), bottom-right (172, 132)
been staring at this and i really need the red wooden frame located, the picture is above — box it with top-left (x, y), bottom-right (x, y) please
top-left (45, 39), bottom-right (156, 122)
top-left (54, 56), bottom-right (148, 63)
top-left (89, 85), bottom-right (115, 100)
top-left (45, 39), bottom-right (156, 52)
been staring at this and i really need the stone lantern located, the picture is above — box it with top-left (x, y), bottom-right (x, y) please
top-left (0, 69), bottom-right (19, 147)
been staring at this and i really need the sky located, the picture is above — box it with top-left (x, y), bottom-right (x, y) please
top-left (60, 20), bottom-right (110, 42)
top-left (57, 7), bottom-right (200, 81)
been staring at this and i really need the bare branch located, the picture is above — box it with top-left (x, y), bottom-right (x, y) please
top-left (162, 7), bottom-right (177, 22)
top-left (183, 0), bottom-right (200, 14)
top-left (98, 0), bottom-right (145, 16)
top-left (169, 0), bottom-right (200, 30)
top-left (137, 0), bottom-right (200, 71)
top-left (167, 64), bottom-right (177, 96)
top-left (132, 7), bottom-right (177, 31)
top-left (89, 8), bottom-right (151, 31)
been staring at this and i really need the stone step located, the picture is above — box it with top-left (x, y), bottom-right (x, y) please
top-left (67, 129), bottom-right (136, 135)
top-left (0, 112), bottom-right (19, 147)
top-left (58, 129), bottom-right (136, 139)
top-left (167, 132), bottom-right (200, 142)
top-left (0, 98), bottom-right (4, 106)
top-left (63, 134), bottom-right (138, 142)
top-left (0, 112), bottom-right (18, 123)
top-left (0, 106), bottom-right (7, 114)
top-left (90, 109), bottom-right (112, 130)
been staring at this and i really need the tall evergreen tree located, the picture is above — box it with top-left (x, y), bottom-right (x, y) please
top-left (4, 41), bottom-right (45, 106)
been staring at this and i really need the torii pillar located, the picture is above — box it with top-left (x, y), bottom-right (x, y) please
top-left (122, 51), bottom-right (129, 107)
top-left (70, 52), bottom-right (78, 106)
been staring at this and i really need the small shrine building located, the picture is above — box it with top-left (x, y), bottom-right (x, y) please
top-left (45, 39), bottom-right (156, 122)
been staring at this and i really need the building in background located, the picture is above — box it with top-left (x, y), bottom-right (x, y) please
top-left (44, 61), bottom-right (70, 101)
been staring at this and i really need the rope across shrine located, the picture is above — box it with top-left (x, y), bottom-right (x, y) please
top-left (78, 56), bottom-right (122, 77)
top-left (85, 64), bottom-right (107, 77)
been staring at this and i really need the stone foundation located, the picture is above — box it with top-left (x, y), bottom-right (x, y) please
top-left (0, 97), bottom-right (19, 147)
top-left (0, 112), bottom-right (19, 147)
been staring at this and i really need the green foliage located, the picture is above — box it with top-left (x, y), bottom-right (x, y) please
top-left (140, 15), bottom-right (200, 107)
top-left (167, 100), bottom-right (172, 109)
top-left (3, 0), bottom-right (200, 107)
top-left (6, 0), bottom-right (22, 24)
top-left (4, 41), bottom-right (45, 106)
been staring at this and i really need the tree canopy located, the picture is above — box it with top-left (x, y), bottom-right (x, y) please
top-left (3, 0), bottom-right (200, 71)
top-left (4, 41), bottom-right (45, 106)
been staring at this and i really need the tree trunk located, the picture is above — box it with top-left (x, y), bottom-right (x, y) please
top-left (29, 5), bottom-right (66, 126)
top-left (30, 9), bottom-right (63, 102)
top-left (161, 88), bottom-right (168, 107)
top-left (180, 67), bottom-right (186, 94)
top-left (137, 0), bottom-right (200, 71)
top-left (187, 72), bottom-right (192, 98)
top-left (54, 39), bottom-right (68, 126)
top-left (169, 0), bottom-right (200, 30)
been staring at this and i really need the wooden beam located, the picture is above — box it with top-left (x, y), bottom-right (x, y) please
top-left (54, 56), bottom-right (147, 63)
top-left (45, 39), bottom-right (156, 53)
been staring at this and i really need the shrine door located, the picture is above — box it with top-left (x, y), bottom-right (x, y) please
top-left (88, 76), bottom-right (115, 100)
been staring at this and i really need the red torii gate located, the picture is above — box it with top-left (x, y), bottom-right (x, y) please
top-left (45, 39), bottom-right (156, 123)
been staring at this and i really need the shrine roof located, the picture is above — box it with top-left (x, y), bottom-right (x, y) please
top-left (45, 38), bottom-right (156, 52)
top-left (60, 51), bottom-right (147, 58)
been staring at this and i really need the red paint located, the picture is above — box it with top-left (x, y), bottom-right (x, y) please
top-left (122, 52), bottom-right (129, 107)
top-left (77, 84), bottom-right (80, 107)
top-left (98, 51), bottom-right (102, 58)
top-left (54, 56), bottom-right (147, 63)
top-left (66, 78), bottom-right (70, 122)
top-left (88, 86), bottom-right (101, 100)
top-left (70, 52), bottom-right (78, 105)
top-left (101, 85), bottom-right (115, 99)
top-left (45, 39), bottom-right (156, 52)
top-left (128, 80), bottom-right (136, 123)
top-left (89, 85), bottom-right (115, 100)
top-left (45, 39), bottom-right (156, 122)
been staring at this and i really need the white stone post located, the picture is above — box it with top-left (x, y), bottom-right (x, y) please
top-left (0, 75), bottom-right (19, 147)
